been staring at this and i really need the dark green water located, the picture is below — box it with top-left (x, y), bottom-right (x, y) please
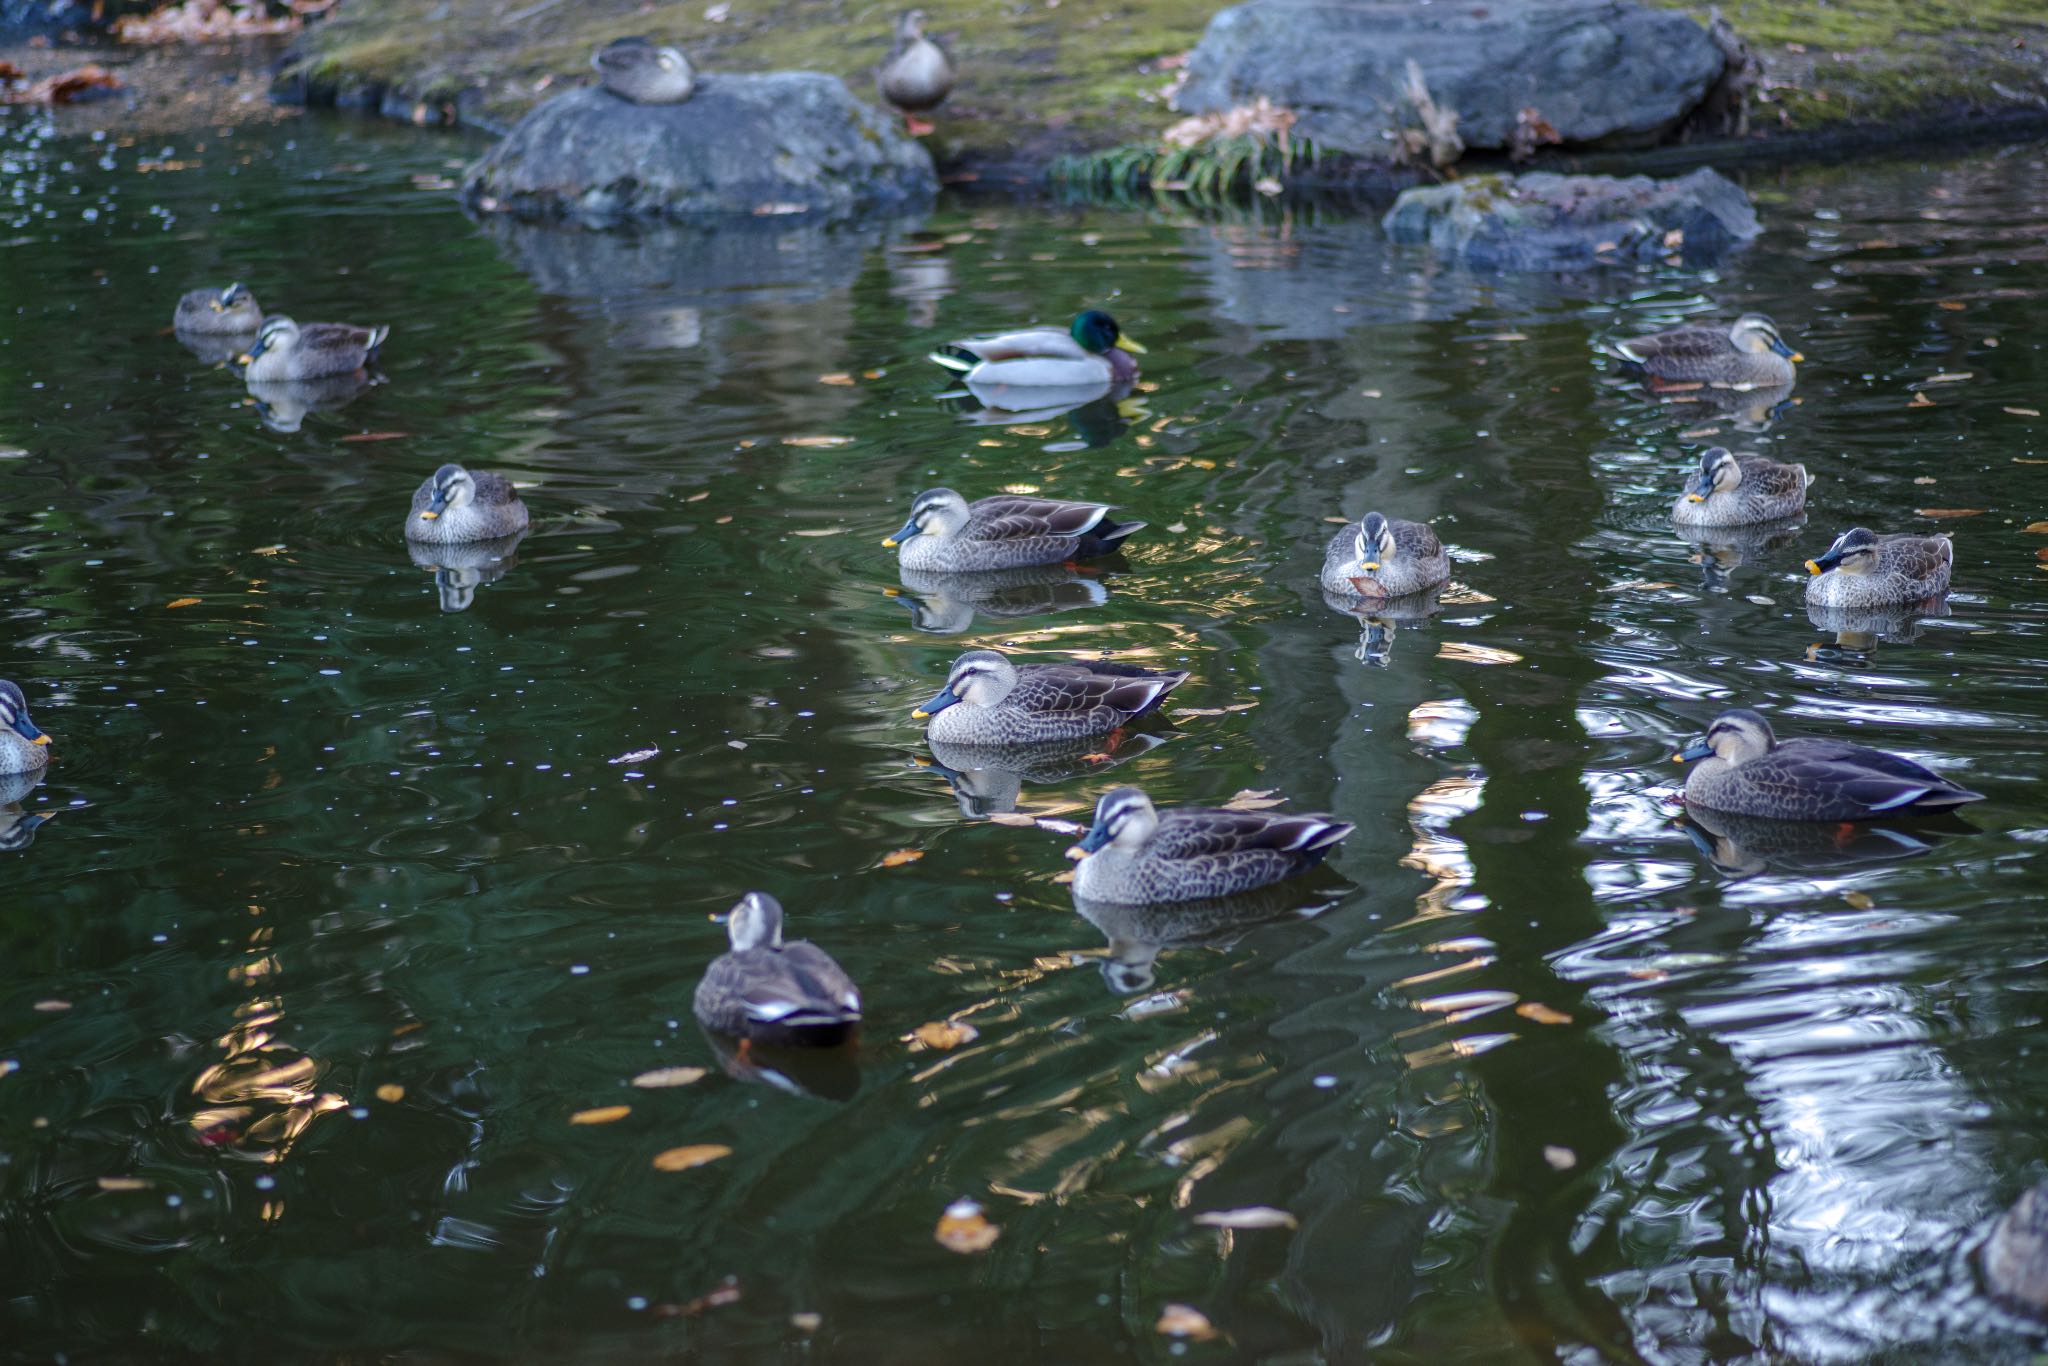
top-left (2, 106), bottom-right (2047, 1362)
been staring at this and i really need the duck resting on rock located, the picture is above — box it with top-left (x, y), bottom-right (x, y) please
top-left (593, 36), bottom-right (696, 104)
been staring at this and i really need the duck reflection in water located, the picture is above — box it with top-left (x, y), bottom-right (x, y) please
top-left (1677, 804), bottom-right (1952, 879)
top-left (407, 530), bottom-right (529, 613)
top-left (1321, 583), bottom-right (1443, 667)
top-left (702, 1029), bottom-right (862, 1102)
top-left (922, 729), bottom-right (1169, 818)
top-left (893, 562), bottom-right (1114, 635)
top-left (941, 382), bottom-right (1139, 449)
top-left (1806, 595), bottom-right (1951, 658)
top-left (1672, 518), bottom-right (1804, 593)
top-left (0, 771), bottom-right (55, 852)
top-left (1073, 884), bottom-right (1335, 994)
top-left (245, 372), bottom-right (378, 434)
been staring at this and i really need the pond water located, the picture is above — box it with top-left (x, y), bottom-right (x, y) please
top-left (2, 105), bottom-right (2046, 1362)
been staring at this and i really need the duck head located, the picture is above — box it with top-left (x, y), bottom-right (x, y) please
top-left (1731, 313), bottom-right (1802, 362)
top-left (1068, 785), bottom-right (1160, 858)
top-left (240, 315), bottom-right (297, 366)
top-left (1071, 309), bottom-right (1144, 356)
top-left (884, 487), bottom-right (971, 547)
top-left (418, 464), bottom-right (477, 522)
top-left (1351, 511), bottom-right (1395, 577)
top-left (1685, 446), bottom-right (1742, 501)
top-left (0, 680), bottom-right (49, 748)
top-left (725, 891), bottom-right (786, 951)
top-left (211, 282), bottom-right (262, 329)
top-left (1674, 708), bottom-right (1775, 766)
top-left (895, 8), bottom-right (928, 40)
top-left (1805, 526), bottom-right (1878, 577)
top-left (914, 649), bottom-right (1016, 718)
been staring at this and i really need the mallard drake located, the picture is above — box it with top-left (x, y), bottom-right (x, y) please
top-left (404, 465), bottom-right (531, 545)
top-left (1320, 511), bottom-right (1450, 599)
top-left (174, 282), bottom-right (262, 335)
top-left (692, 892), bottom-right (862, 1046)
top-left (1672, 446), bottom-right (1811, 526)
top-left (886, 488), bottom-right (1144, 572)
top-left (593, 36), bottom-right (696, 105)
top-left (1985, 1181), bottom-right (2048, 1318)
top-left (915, 649), bottom-right (1186, 745)
top-left (1673, 708), bottom-right (1982, 821)
top-left (1804, 527), bottom-right (1952, 608)
top-left (1611, 313), bottom-right (1801, 388)
top-left (0, 680), bottom-right (51, 776)
top-left (878, 10), bottom-right (954, 135)
top-left (240, 316), bottom-right (388, 381)
top-left (929, 310), bottom-right (1144, 389)
top-left (1068, 787), bottom-right (1353, 905)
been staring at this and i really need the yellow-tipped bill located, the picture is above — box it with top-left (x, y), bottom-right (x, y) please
top-left (1064, 844), bottom-right (1089, 862)
top-left (1119, 335), bottom-right (1147, 354)
top-left (1803, 559), bottom-right (1821, 575)
top-left (32, 734), bottom-right (51, 746)
top-left (1788, 351), bottom-right (1805, 363)
top-left (911, 708), bottom-right (931, 720)
top-left (1671, 753), bottom-right (1684, 764)
top-left (419, 509), bottom-right (440, 521)
top-left (1686, 493), bottom-right (1706, 503)
top-left (881, 536), bottom-right (900, 548)
top-left (1360, 561), bottom-right (1381, 572)
top-left (234, 353), bottom-right (253, 366)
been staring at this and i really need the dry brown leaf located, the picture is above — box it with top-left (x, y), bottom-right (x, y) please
top-left (906, 1020), bottom-right (979, 1050)
top-left (0, 63), bottom-right (120, 104)
top-left (1438, 641), bottom-right (1524, 665)
top-left (1915, 508), bottom-right (1986, 519)
top-left (1843, 890), bottom-right (1875, 909)
top-left (338, 431), bottom-right (410, 443)
top-left (653, 1143), bottom-right (732, 1171)
top-left (986, 812), bottom-right (1040, 827)
top-left (631, 1066), bottom-right (708, 1089)
top-left (817, 373), bottom-right (855, 386)
top-left (790, 1312), bottom-right (823, 1333)
top-left (32, 1000), bottom-right (70, 1012)
top-left (165, 597), bottom-right (202, 609)
top-left (1907, 392), bottom-right (1936, 408)
top-left (879, 849), bottom-right (924, 868)
top-left (1516, 1002), bottom-right (1574, 1026)
top-left (935, 1198), bottom-right (1001, 1253)
top-left (1937, 300), bottom-right (1967, 311)
top-left (569, 1105), bottom-right (632, 1125)
top-left (1220, 789), bottom-right (1286, 811)
top-left (1155, 1304), bottom-right (1219, 1341)
top-left (2005, 407), bottom-right (2041, 418)
top-left (2025, 523), bottom-right (2048, 535)
top-left (97, 1175), bottom-right (152, 1191)
top-left (781, 436), bottom-right (854, 448)
top-left (1924, 372), bottom-right (1973, 384)
top-left (375, 1083), bottom-right (405, 1103)
top-left (1543, 1145), bottom-right (1577, 1170)
top-left (1193, 1206), bottom-right (1298, 1230)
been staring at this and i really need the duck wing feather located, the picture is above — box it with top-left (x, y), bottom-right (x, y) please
top-left (1767, 739), bottom-right (1982, 813)
top-left (1614, 326), bottom-right (1725, 367)
top-left (1736, 456), bottom-right (1810, 498)
top-left (1010, 663), bottom-right (1187, 719)
top-left (965, 495), bottom-right (1111, 541)
top-left (1153, 807), bottom-right (1354, 860)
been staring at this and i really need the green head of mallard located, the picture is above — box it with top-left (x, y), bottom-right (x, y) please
top-left (1071, 309), bottom-right (1144, 356)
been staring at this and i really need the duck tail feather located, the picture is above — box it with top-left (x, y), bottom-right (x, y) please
top-left (928, 346), bottom-right (977, 372)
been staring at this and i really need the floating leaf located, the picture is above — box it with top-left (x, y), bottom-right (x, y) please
top-left (631, 1066), bottom-right (708, 1089)
top-left (935, 1198), bottom-right (1001, 1253)
top-left (609, 747), bottom-right (661, 766)
top-left (374, 1084), bottom-right (404, 1103)
top-left (651, 1280), bottom-right (742, 1316)
top-left (1843, 890), bottom-right (1875, 909)
top-left (2023, 523), bottom-right (2048, 535)
top-left (781, 435), bottom-right (853, 448)
top-left (32, 1000), bottom-right (70, 1012)
top-left (790, 1312), bottom-right (823, 1333)
top-left (984, 811), bottom-right (1040, 827)
top-left (1193, 1206), bottom-right (1298, 1230)
top-left (1677, 426), bottom-right (1721, 440)
top-left (1924, 372), bottom-right (1973, 384)
top-left (1543, 1145), bottom-right (1577, 1170)
top-left (1515, 1002), bottom-right (1574, 1025)
top-left (2005, 407), bottom-right (2041, 418)
top-left (1907, 392), bottom-right (1935, 408)
top-left (1478, 332), bottom-right (1529, 342)
top-left (165, 598), bottom-right (201, 609)
top-left (817, 373), bottom-right (855, 386)
top-left (653, 1143), bottom-right (731, 1171)
top-left (788, 528), bottom-right (843, 538)
top-left (1915, 508), bottom-right (1986, 519)
top-left (97, 1176), bottom-right (151, 1192)
top-left (1937, 300), bottom-right (1967, 311)
top-left (1220, 789), bottom-right (1286, 811)
top-left (906, 1020), bottom-right (979, 1050)
top-left (569, 1105), bottom-right (632, 1125)
top-left (879, 849), bottom-right (924, 868)
top-left (1155, 1304), bottom-right (1218, 1341)
top-left (1437, 642), bottom-right (1524, 665)
top-left (337, 431), bottom-right (410, 443)
top-left (250, 545), bottom-right (287, 556)
top-left (1604, 579), bottom-right (1676, 593)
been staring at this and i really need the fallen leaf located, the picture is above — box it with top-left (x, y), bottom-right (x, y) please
top-left (165, 598), bottom-right (202, 609)
top-left (1937, 300), bottom-right (1967, 311)
top-left (632, 1066), bottom-right (708, 1089)
top-left (1543, 1145), bottom-right (1577, 1170)
top-left (935, 1198), bottom-right (1001, 1253)
top-left (1924, 372), bottom-right (1973, 384)
top-left (781, 435), bottom-right (853, 448)
top-left (2025, 523), bottom-right (2048, 535)
top-left (337, 431), bottom-right (410, 443)
top-left (2005, 407), bottom-right (2041, 418)
top-left (0, 63), bottom-right (120, 105)
top-left (1907, 392), bottom-right (1935, 408)
top-left (1155, 1304), bottom-right (1218, 1341)
top-left (879, 849), bottom-right (924, 868)
top-left (1915, 508), bottom-right (1986, 519)
top-left (906, 1020), bottom-right (979, 1050)
top-left (32, 1000), bottom-right (70, 1012)
top-left (609, 747), bottom-right (661, 765)
top-left (375, 1084), bottom-right (405, 1103)
top-left (96, 1176), bottom-right (151, 1191)
top-left (569, 1105), bottom-right (632, 1125)
top-left (250, 544), bottom-right (287, 556)
top-left (653, 1143), bottom-right (732, 1172)
top-left (1516, 1002), bottom-right (1574, 1025)
top-left (1437, 642), bottom-right (1524, 665)
top-left (818, 373), bottom-right (855, 386)
top-left (1193, 1206), bottom-right (1298, 1230)
top-left (788, 528), bottom-right (843, 538)
top-left (790, 1312), bottom-right (823, 1333)
top-left (1479, 332), bottom-right (1529, 342)
top-left (1220, 789), bottom-right (1286, 811)
top-left (1170, 707), bottom-right (1227, 718)
top-left (1914, 476), bottom-right (1939, 485)
top-left (1843, 890), bottom-right (1875, 909)
top-left (985, 812), bottom-right (1040, 827)
top-left (651, 1280), bottom-right (742, 1316)
top-left (1604, 580), bottom-right (1676, 593)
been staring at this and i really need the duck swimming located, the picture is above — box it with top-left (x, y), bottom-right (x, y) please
top-left (886, 488), bottom-right (1144, 572)
top-left (915, 650), bottom-right (1186, 745)
top-left (1805, 527), bottom-right (1952, 608)
top-left (240, 315), bottom-right (388, 381)
top-left (929, 309), bottom-right (1144, 390)
top-left (593, 36), bottom-right (696, 105)
top-left (1068, 786), bottom-right (1353, 905)
top-left (692, 892), bottom-right (863, 1046)
top-left (0, 680), bottom-right (52, 775)
top-left (878, 10), bottom-right (954, 135)
top-left (1611, 313), bottom-right (1801, 389)
top-left (174, 282), bottom-right (262, 335)
top-left (404, 465), bottom-right (531, 545)
top-left (1672, 446), bottom-right (1811, 527)
top-left (1320, 511), bottom-right (1450, 599)
top-left (1673, 708), bottom-right (1982, 821)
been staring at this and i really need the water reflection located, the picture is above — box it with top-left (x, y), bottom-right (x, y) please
top-left (1806, 596), bottom-right (1952, 654)
top-left (923, 730), bottom-right (1166, 817)
top-left (893, 563), bottom-right (1113, 634)
top-left (1321, 583), bottom-right (1444, 666)
top-left (1673, 517), bottom-right (1805, 592)
top-left (245, 372), bottom-right (380, 434)
top-left (1677, 805), bottom-right (1949, 878)
top-left (1620, 377), bottom-right (1800, 433)
top-left (406, 530), bottom-right (528, 612)
top-left (1072, 885), bottom-right (1330, 994)
top-left (703, 1031), bottom-right (862, 1102)
top-left (942, 382), bottom-right (1137, 448)
top-left (0, 770), bottom-right (53, 852)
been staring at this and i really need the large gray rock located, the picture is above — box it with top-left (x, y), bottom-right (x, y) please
top-left (1175, 0), bottom-right (1725, 157)
top-left (462, 74), bottom-right (937, 224)
top-left (1381, 167), bottom-right (1760, 270)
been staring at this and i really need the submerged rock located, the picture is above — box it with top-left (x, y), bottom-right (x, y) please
top-left (1381, 167), bottom-right (1760, 270)
top-left (1985, 1182), bottom-right (2048, 1317)
top-left (1175, 0), bottom-right (1725, 158)
top-left (461, 74), bottom-right (936, 224)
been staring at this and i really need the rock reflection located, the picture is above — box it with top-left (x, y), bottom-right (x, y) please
top-left (1322, 583), bottom-right (1444, 666)
top-left (702, 1030), bottom-right (861, 1101)
top-left (1672, 517), bottom-right (1804, 592)
top-left (406, 530), bottom-right (528, 613)
top-left (1073, 884), bottom-right (1328, 994)
top-left (924, 730), bottom-right (1166, 817)
top-left (1677, 805), bottom-right (1949, 878)
top-left (894, 562), bottom-right (1114, 634)
top-left (1805, 595), bottom-right (1951, 655)
top-left (0, 770), bottom-right (53, 852)
top-left (245, 373), bottom-right (377, 434)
